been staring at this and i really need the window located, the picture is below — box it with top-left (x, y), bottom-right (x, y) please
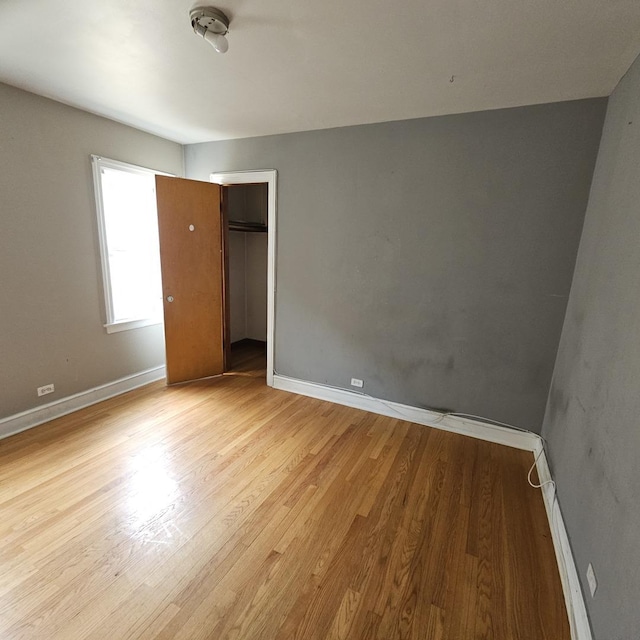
top-left (92, 156), bottom-right (169, 333)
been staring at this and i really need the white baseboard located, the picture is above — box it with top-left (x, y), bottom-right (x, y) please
top-left (534, 442), bottom-right (593, 640)
top-left (0, 365), bottom-right (166, 441)
top-left (273, 373), bottom-right (592, 639)
top-left (1, 365), bottom-right (592, 640)
top-left (272, 374), bottom-right (538, 451)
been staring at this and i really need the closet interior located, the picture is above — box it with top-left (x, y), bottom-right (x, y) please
top-left (226, 183), bottom-right (268, 372)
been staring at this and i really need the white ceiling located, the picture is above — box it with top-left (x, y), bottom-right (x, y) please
top-left (1, 0), bottom-right (639, 144)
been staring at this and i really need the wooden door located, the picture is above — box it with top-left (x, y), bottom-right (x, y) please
top-left (155, 176), bottom-right (224, 384)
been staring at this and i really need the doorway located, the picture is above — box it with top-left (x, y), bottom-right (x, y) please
top-left (211, 170), bottom-right (277, 387)
top-left (155, 171), bottom-right (276, 388)
top-left (155, 177), bottom-right (225, 385)
top-left (225, 182), bottom-right (268, 377)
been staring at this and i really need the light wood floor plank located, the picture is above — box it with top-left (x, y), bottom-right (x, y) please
top-left (0, 346), bottom-right (569, 639)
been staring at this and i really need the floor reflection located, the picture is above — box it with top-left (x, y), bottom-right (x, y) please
top-left (125, 444), bottom-right (181, 543)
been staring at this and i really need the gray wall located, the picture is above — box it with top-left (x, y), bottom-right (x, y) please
top-left (542, 55), bottom-right (640, 639)
top-left (228, 231), bottom-right (268, 343)
top-left (246, 233), bottom-right (267, 341)
top-left (228, 231), bottom-right (247, 342)
top-left (0, 82), bottom-right (183, 420)
top-left (227, 183), bottom-right (268, 226)
top-left (186, 99), bottom-right (606, 430)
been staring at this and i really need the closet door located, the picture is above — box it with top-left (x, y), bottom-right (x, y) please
top-left (155, 176), bottom-right (224, 384)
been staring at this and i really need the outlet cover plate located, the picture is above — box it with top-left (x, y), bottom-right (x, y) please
top-left (37, 383), bottom-right (55, 397)
top-left (350, 378), bottom-right (364, 388)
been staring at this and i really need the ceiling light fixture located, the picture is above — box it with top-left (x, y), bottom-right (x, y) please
top-left (190, 7), bottom-right (230, 54)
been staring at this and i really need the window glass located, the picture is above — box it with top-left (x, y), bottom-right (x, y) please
top-left (92, 156), bottom-right (167, 332)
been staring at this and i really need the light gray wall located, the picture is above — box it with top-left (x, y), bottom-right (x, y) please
top-left (0, 82), bottom-right (183, 420)
top-left (228, 231), bottom-right (267, 343)
top-left (246, 233), bottom-right (267, 341)
top-left (542, 55), bottom-right (640, 639)
top-left (227, 183), bottom-right (268, 226)
top-left (186, 99), bottom-right (606, 431)
top-left (228, 231), bottom-right (247, 342)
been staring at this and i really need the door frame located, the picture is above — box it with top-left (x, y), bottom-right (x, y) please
top-left (210, 169), bottom-right (277, 387)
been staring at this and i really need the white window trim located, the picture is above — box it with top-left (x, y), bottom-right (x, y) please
top-left (91, 155), bottom-right (173, 333)
top-left (104, 318), bottom-right (161, 334)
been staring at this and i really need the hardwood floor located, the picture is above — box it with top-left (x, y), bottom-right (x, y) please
top-left (0, 358), bottom-right (568, 639)
top-left (228, 339), bottom-right (267, 375)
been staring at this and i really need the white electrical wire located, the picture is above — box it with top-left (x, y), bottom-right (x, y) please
top-left (439, 411), bottom-right (537, 434)
top-left (275, 371), bottom-right (545, 444)
top-left (273, 371), bottom-right (578, 637)
top-left (527, 442), bottom-right (556, 490)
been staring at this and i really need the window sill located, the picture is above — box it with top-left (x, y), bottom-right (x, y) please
top-left (104, 318), bottom-right (163, 334)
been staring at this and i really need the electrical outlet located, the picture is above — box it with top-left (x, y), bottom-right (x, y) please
top-left (350, 378), bottom-right (364, 388)
top-left (37, 383), bottom-right (55, 397)
top-left (586, 563), bottom-right (597, 597)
